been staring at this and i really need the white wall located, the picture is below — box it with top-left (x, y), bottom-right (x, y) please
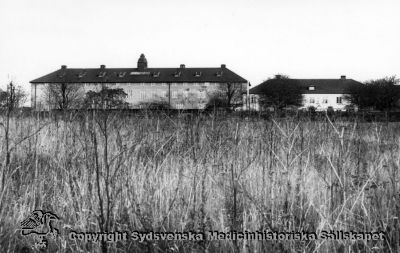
top-left (242, 93), bottom-right (350, 111)
top-left (31, 82), bottom-right (229, 110)
top-left (300, 93), bottom-right (349, 111)
top-left (31, 83), bottom-right (49, 110)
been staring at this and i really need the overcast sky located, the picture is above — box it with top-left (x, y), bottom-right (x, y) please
top-left (0, 0), bottom-right (399, 102)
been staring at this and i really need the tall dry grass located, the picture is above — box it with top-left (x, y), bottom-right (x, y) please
top-left (0, 111), bottom-right (399, 252)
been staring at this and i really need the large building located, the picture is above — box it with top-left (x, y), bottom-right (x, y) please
top-left (30, 54), bottom-right (247, 110)
top-left (245, 75), bottom-right (363, 111)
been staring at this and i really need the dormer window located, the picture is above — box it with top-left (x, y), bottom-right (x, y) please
top-left (216, 70), bottom-right (223, 77)
top-left (195, 71), bottom-right (202, 77)
top-left (98, 72), bottom-right (106, 78)
top-left (308, 86), bottom-right (315, 91)
top-left (78, 71), bottom-right (86, 78)
top-left (130, 71), bottom-right (150, 75)
top-left (118, 72), bottom-right (126, 78)
top-left (153, 72), bottom-right (160, 77)
top-left (174, 71), bottom-right (181, 77)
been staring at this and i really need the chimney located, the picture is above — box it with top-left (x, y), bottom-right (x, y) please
top-left (137, 54), bottom-right (148, 70)
top-left (180, 64), bottom-right (185, 69)
top-left (100, 65), bottom-right (106, 69)
top-left (61, 65), bottom-right (67, 69)
top-left (341, 75), bottom-right (346, 80)
top-left (221, 64), bottom-right (226, 69)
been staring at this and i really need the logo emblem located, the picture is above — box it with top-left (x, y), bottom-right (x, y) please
top-left (20, 210), bottom-right (59, 249)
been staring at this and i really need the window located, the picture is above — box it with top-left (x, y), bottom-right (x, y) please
top-left (309, 98), bottom-right (315, 103)
top-left (216, 70), bottom-right (223, 77)
top-left (140, 92), bottom-right (147, 100)
top-left (78, 71), bottom-right (86, 78)
top-left (308, 86), bottom-right (315, 91)
top-left (118, 72), bottom-right (126, 78)
top-left (336, 97), bottom-right (342, 104)
top-left (195, 71), bottom-right (202, 77)
top-left (98, 72), bottom-right (106, 78)
top-left (153, 72), bottom-right (160, 77)
top-left (174, 71), bottom-right (181, 77)
top-left (176, 103), bottom-right (184, 109)
top-left (172, 91), bottom-right (178, 98)
top-left (322, 98), bottom-right (328, 104)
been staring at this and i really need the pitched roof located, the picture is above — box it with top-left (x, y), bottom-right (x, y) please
top-left (30, 66), bottom-right (247, 84)
top-left (250, 77), bottom-right (363, 94)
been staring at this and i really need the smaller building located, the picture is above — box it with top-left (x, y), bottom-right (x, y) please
top-left (245, 75), bottom-right (363, 111)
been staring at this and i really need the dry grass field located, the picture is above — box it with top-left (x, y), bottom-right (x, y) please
top-left (0, 111), bottom-right (399, 253)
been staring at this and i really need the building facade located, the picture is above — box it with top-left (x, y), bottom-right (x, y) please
top-left (30, 54), bottom-right (247, 110)
top-left (244, 75), bottom-right (363, 111)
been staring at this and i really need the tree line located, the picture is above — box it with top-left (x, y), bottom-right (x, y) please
top-left (345, 76), bottom-right (400, 111)
top-left (0, 82), bottom-right (130, 111)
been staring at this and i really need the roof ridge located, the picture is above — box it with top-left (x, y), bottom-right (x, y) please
top-left (51, 67), bottom-right (227, 70)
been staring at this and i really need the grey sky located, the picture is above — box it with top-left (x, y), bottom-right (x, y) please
top-left (0, 0), bottom-right (399, 101)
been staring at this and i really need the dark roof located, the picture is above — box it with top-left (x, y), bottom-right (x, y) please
top-left (250, 78), bottom-right (363, 94)
top-left (30, 66), bottom-right (247, 84)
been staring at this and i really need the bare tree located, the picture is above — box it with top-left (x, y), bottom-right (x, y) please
top-left (177, 91), bottom-right (203, 109)
top-left (206, 83), bottom-right (244, 111)
top-left (0, 82), bottom-right (26, 110)
top-left (257, 74), bottom-right (303, 111)
top-left (0, 82), bottom-right (26, 190)
top-left (84, 86), bottom-right (128, 110)
top-left (44, 83), bottom-right (83, 110)
top-left (345, 76), bottom-right (400, 111)
top-left (82, 86), bottom-right (128, 253)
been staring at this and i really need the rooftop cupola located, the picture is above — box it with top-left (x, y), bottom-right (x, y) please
top-left (137, 54), bottom-right (148, 70)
